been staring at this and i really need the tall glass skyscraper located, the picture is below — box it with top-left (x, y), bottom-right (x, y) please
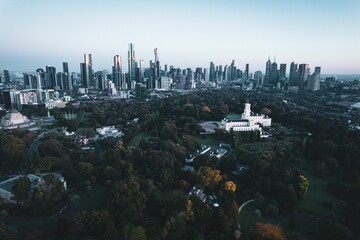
top-left (128, 43), bottom-right (136, 87)
top-left (80, 54), bottom-right (93, 88)
top-left (113, 55), bottom-right (122, 90)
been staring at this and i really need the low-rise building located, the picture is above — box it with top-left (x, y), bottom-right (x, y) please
top-left (0, 173), bottom-right (66, 203)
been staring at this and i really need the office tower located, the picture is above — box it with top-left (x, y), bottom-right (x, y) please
top-left (164, 64), bottom-right (168, 72)
top-left (289, 62), bottom-right (299, 87)
top-left (62, 62), bottom-right (71, 92)
top-left (80, 54), bottom-right (93, 88)
top-left (204, 68), bottom-right (209, 82)
top-left (264, 58), bottom-right (271, 84)
top-left (279, 64), bottom-right (286, 81)
top-left (230, 60), bottom-right (235, 80)
top-left (307, 66), bottom-right (321, 91)
top-left (63, 62), bottom-right (69, 74)
top-left (154, 48), bottom-right (160, 78)
top-left (298, 64), bottom-right (310, 90)
top-left (209, 62), bottom-right (215, 81)
top-left (139, 59), bottom-right (145, 80)
top-left (36, 69), bottom-right (44, 90)
top-left (270, 60), bottom-right (278, 85)
top-left (245, 64), bottom-right (249, 80)
top-left (128, 43), bottom-right (136, 86)
top-left (0, 74), bottom-right (2, 83)
top-left (113, 55), bottom-right (122, 90)
top-left (237, 69), bottom-right (243, 79)
top-left (45, 66), bottom-right (56, 89)
top-left (23, 73), bottom-right (33, 89)
top-left (4, 70), bottom-right (10, 84)
top-left (254, 71), bottom-right (263, 85)
top-left (307, 72), bottom-right (320, 91)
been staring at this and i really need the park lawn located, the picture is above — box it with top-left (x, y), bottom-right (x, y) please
top-left (297, 168), bottom-right (344, 216)
top-left (128, 132), bottom-right (145, 147)
top-left (196, 135), bottom-right (222, 146)
top-left (280, 219), bottom-right (322, 240)
top-left (77, 184), bottom-right (107, 211)
top-left (238, 201), bottom-right (270, 231)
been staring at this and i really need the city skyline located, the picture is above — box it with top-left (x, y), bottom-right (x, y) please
top-left (0, 0), bottom-right (359, 74)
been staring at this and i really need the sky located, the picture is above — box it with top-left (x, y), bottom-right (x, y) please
top-left (0, 0), bottom-right (359, 74)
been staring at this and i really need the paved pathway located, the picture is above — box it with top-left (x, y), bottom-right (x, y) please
top-left (238, 199), bottom-right (255, 213)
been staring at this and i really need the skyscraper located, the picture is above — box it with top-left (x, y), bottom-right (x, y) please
top-left (63, 62), bottom-right (69, 74)
top-left (209, 62), bottom-right (215, 81)
top-left (154, 48), bottom-right (160, 78)
top-left (113, 55), bottom-right (122, 90)
top-left (298, 64), bottom-right (310, 90)
top-left (245, 63), bottom-right (249, 80)
top-left (307, 66), bottom-right (321, 91)
top-left (3, 70), bottom-right (10, 84)
top-left (270, 60), bottom-right (278, 85)
top-left (128, 43), bottom-right (136, 87)
top-left (46, 66), bottom-right (56, 89)
top-left (80, 54), bottom-right (93, 88)
top-left (264, 58), bottom-right (271, 84)
top-left (289, 62), bottom-right (299, 87)
top-left (279, 64), bottom-right (287, 81)
top-left (139, 59), bottom-right (145, 80)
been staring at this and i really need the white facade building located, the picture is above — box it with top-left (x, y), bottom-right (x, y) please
top-left (0, 109), bottom-right (35, 129)
top-left (221, 103), bottom-right (271, 132)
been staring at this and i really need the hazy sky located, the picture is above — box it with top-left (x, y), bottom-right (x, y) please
top-left (0, 0), bottom-right (359, 74)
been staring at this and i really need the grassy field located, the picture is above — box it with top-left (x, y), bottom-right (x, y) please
top-left (297, 168), bottom-right (344, 216)
top-left (280, 219), bottom-right (321, 240)
top-left (128, 132), bottom-right (145, 147)
top-left (77, 184), bottom-right (107, 211)
top-left (239, 201), bottom-right (270, 231)
top-left (196, 135), bottom-right (222, 145)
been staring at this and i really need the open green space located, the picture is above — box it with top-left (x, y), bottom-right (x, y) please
top-left (128, 132), bottom-right (145, 147)
top-left (196, 135), bottom-right (222, 146)
top-left (239, 201), bottom-right (270, 231)
top-left (280, 219), bottom-right (321, 240)
top-left (77, 184), bottom-right (107, 211)
top-left (297, 168), bottom-right (344, 216)
top-left (226, 112), bottom-right (242, 120)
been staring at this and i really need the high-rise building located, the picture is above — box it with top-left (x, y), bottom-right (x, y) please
top-left (128, 43), bottom-right (136, 87)
top-left (209, 62), bottom-right (215, 81)
top-left (279, 64), bottom-right (287, 81)
top-left (298, 64), bottom-right (310, 90)
top-left (245, 64), bottom-right (249, 80)
top-left (80, 54), bottom-right (93, 88)
top-left (46, 66), bottom-right (57, 89)
top-left (270, 60), bottom-right (278, 85)
top-left (264, 58), bottom-right (271, 84)
top-left (113, 55), bottom-right (122, 90)
top-left (139, 59), bottom-right (145, 80)
top-left (254, 71), bottom-right (263, 85)
top-left (154, 48), bottom-right (160, 78)
top-left (289, 62), bottom-right (299, 87)
top-left (63, 62), bottom-right (69, 74)
top-left (3, 70), bottom-right (10, 84)
top-left (307, 66), bottom-right (321, 91)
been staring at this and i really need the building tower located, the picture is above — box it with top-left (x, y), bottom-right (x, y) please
top-left (245, 63), bottom-right (249, 80)
top-left (3, 70), bottom-right (10, 84)
top-left (209, 62), bottom-right (215, 81)
top-left (154, 48), bottom-right (160, 78)
top-left (80, 54), bottom-right (93, 88)
top-left (270, 59), bottom-right (278, 85)
top-left (289, 62), bottom-right (299, 87)
top-left (128, 43), bottom-right (136, 87)
top-left (298, 64), bottom-right (310, 90)
top-left (139, 59), bottom-right (145, 80)
top-left (264, 58), bottom-right (271, 84)
top-left (113, 55), bottom-right (122, 90)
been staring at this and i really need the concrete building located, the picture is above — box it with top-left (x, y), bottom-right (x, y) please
top-left (221, 102), bottom-right (271, 132)
top-left (0, 109), bottom-right (35, 129)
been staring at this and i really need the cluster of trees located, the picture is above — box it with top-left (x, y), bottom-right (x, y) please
top-left (1, 89), bottom-right (360, 239)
